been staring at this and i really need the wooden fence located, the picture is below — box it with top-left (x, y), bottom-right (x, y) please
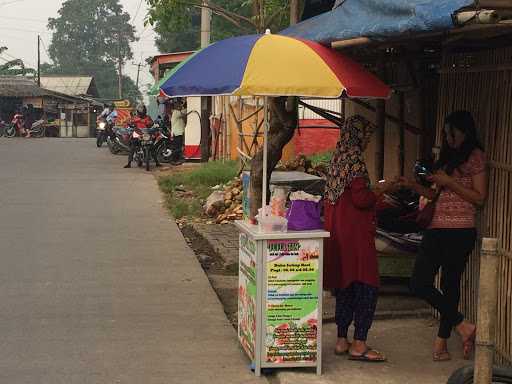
top-left (436, 47), bottom-right (512, 365)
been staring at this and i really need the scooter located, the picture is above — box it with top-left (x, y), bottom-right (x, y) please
top-left (25, 119), bottom-right (47, 138)
top-left (154, 128), bottom-right (174, 163)
top-left (108, 126), bottom-right (132, 155)
top-left (375, 189), bottom-right (423, 255)
top-left (4, 113), bottom-right (24, 138)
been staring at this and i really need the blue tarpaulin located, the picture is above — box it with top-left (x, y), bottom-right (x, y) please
top-left (281, 0), bottom-right (475, 45)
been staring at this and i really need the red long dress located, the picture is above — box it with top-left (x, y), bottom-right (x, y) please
top-left (323, 177), bottom-right (380, 289)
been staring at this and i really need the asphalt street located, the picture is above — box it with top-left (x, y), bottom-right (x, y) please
top-left (0, 138), bottom-right (262, 384)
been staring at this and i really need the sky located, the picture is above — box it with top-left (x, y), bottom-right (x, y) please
top-left (0, 0), bottom-right (160, 97)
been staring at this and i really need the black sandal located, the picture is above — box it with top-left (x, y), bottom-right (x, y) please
top-left (349, 348), bottom-right (387, 362)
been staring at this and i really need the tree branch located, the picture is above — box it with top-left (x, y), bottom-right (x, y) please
top-left (264, 7), bottom-right (285, 30)
top-left (193, 1), bottom-right (257, 29)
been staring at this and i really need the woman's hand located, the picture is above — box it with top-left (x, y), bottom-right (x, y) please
top-left (373, 180), bottom-right (398, 196)
top-left (397, 176), bottom-right (416, 189)
top-left (428, 170), bottom-right (454, 187)
top-left (398, 176), bottom-right (437, 201)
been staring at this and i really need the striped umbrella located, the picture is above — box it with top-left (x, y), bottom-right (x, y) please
top-left (160, 33), bottom-right (390, 99)
top-left (159, 32), bottom-right (391, 221)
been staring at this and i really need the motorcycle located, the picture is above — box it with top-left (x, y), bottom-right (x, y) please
top-left (96, 118), bottom-right (115, 148)
top-left (108, 126), bottom-right (132, 154)
top-left (151, 119), bottom-right (174, 163)
top-left (96, 119), bottom-right (108, 147)
top-left (4, 113), bottom-right (24, 138)
top-left (132, 126), bottom-right (160, 171)
top-left (375, 189), bottom-right (423, 255)
top-left (26, 119), bottom-right (47, 138)
top-left (154, 129), bottom-right (174, 163)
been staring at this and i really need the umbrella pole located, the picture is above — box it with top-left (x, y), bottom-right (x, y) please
top-left (262, 96), bottom-right (269, 215)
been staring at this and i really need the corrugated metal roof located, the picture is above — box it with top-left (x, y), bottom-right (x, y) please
top-left (40, 76), bottom-right (98, 97)
top-left (0, 76), bottom-right (49, 97)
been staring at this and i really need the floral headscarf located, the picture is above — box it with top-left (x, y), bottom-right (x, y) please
top-left (325, 115), bottom-right (376, 204)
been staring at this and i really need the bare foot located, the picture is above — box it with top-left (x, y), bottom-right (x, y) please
top-left (456, 321), bottom-right (476, 359)
top-left (349, 340), bottom-right (386, 362)
top-left (433, 337), bottom-right (451, 362)
top-left (334, 337), bottom-right (351, 355)
top-left (456, 320), bottom-right (476, 341)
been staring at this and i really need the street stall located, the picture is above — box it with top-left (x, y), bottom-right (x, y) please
top-left (284, 0), bottom-right (512, 371)
top-left (158, 32), bottom-right (391, 376)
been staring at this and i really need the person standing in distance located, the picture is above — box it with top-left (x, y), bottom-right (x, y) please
top-left (170, 98), bottom-right (187, 165)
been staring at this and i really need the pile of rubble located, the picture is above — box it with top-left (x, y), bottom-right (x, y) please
top-left (205, 177), bottom-right (244, 224)
top-left (202, 155), bottom-right (329, 225)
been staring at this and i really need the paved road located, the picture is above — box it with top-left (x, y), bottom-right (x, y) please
top-left (0, 139), bottom-right (261, 384)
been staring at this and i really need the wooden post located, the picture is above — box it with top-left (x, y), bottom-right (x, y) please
top-left (399, 92), bottom-right (405, 176)
top-left (474, 237), bottom-right (499, 384)
top-left (375, 100), bottom-right (386, 180)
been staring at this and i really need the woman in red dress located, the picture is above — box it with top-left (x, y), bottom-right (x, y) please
top-left (324, 115), bottom-right (394, 362)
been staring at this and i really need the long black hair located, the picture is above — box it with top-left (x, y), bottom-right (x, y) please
top-left (435, 111), bottom-right (483, 175)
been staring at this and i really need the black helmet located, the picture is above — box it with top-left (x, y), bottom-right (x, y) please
top-left (136, 103), bottom-right (147, 117)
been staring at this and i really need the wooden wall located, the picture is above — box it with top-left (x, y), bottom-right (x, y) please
top-left (437, 46), bottom-right (512, 365)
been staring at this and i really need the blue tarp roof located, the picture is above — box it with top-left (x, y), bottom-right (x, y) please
top-left (281, 0), bottom-right (475, 45)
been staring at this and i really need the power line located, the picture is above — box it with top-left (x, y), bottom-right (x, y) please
top-left (0, 26), bottom-right (51, 34)
top-left (0, 15), bottom-right (47, 23)
top-left (0, 0), bottom-right (26, 7)
top-left (131, 0), bottom-right (144, 23)
top-left (38, 36), bottom-right (52, 62)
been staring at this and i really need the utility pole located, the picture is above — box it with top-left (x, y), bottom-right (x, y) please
top-left (135, 62), bottom-right (141, 89)
top-left (200, 0), bottom-right (211, 49)
top-left (200, 0), bottom-right (212, 162)
top-left (37, 34), bottom-right (40, 87)
top-left (117, 31), bottom-right (123, 100)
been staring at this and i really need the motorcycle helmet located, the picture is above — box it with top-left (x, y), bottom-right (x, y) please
top-left (136, 103), bottom-right (147, 117)
top-left (413, 159), bottom-right (433, 186)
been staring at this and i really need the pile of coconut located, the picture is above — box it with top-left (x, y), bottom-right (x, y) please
top-left (204, 177), bottom-right (244, 224)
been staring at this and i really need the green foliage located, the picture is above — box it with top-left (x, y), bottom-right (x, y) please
top-left (158, 160), bottom-right (238, 218)
top-left (146, 0), bottom-right (291, 53)
top-left (45, 0), bottom-right (141, 102)
top-left (308, 151), bottom-right (333, 166)
top-left (0, 47), bottom-right (35, 76)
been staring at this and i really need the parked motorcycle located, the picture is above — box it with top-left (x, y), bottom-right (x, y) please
top-left (375, 189), bottom-right (422, 255)
top-left (4, 113), bottom-right (24, 138)
top-left (26, 119), bottom-right (47, 138)
top-left (154, 129), bottom-right (174, 163)
top-left (108, 126), bottom-right (132, 154)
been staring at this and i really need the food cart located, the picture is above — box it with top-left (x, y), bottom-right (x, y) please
top-left (157, 31), bottom-right (391, 377)
top-left (235, 220), bottom-right (329, 376)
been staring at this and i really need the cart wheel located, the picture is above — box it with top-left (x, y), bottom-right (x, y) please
top-left (447, 365), bottom-right (512, 384)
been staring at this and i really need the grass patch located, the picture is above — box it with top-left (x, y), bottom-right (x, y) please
top-left (308, 151), bottom-right (333, 166)
top-left (159, 160), bottom-right (238, 219)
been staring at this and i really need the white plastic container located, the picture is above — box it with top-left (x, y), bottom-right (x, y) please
top-left (257, 214), bottom-right (288, 233)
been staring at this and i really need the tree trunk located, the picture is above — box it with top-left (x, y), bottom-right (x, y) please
top-left (249, 97), bottom-right (297, 219)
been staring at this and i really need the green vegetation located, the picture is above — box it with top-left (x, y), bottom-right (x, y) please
top-left (43, 0), bottom-right (141, 102)
top-left (159, 161), bottom-right (238, 219)
top-left (308, 151), bottom-right (333, 167)
top-left (145, 0), bottom-right (291, 52)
